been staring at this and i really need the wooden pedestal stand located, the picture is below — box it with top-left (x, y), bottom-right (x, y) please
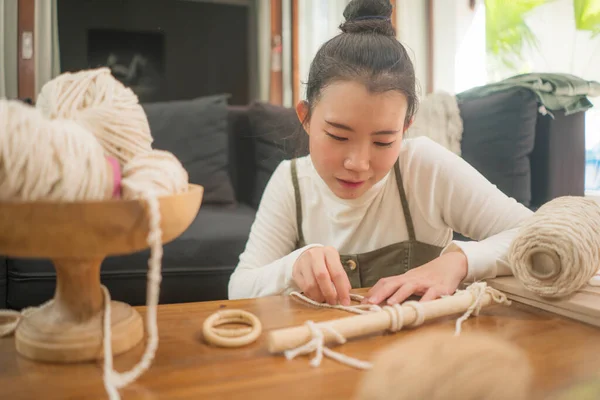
top-left (0, 184), bottom-right (203, 363)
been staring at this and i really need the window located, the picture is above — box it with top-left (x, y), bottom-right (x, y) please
top-left (455, 0), bottom-right (600, 192)
top-left (297, 0), bottom-right (350, 101)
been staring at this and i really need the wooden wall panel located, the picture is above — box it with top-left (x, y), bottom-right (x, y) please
top-left (269, 0), bottom-right (283, 105)
top-left (18, 0), bottom-right (35, 101)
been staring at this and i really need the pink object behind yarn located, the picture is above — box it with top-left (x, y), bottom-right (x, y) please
top-left (106, 156), bottom-right (122, 199)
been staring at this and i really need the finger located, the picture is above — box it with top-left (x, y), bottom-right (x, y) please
top-left (324, 247), bottom-right (351, 306)
top-left (387, 282), bottom-right (419, 305)
top-left (365, 280), bottom-right (383, 300)
top-left (310, 251), bottom-right (337, 305)
top-left (420, 286), bottom-right (442, 302)
top-left (366, 275), bottom-right (403, 301)
top-left (302, 266), bottom-right (325, 303)
top-left (292, 254), bottom-right (308, 293)
top-left (366, 277), bottom-right (406, 305)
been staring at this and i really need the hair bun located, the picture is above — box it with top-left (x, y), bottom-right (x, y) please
top-left (340, 0), bottom-right (395, 36)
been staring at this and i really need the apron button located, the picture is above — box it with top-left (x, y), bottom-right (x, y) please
top-left (347, 260), bottom-right (357, 271)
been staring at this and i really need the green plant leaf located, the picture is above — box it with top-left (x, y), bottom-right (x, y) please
top-left (574, 0), bottom-right (600, 32)
top-left (485, 0), bottom-right (552, 68)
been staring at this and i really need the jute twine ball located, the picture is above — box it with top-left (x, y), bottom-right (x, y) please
top-left (508, 196), bottom-right (600, 298)
top-left (355, 330), bottom-right (532, 400)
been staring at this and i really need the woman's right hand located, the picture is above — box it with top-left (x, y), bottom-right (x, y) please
top-left (292, 246), bottom-right (352, 306)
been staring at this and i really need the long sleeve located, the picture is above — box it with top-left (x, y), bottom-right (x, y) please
top-left (402, 137), bottom-right (534, 282)
top-left (228, 161), bottom-right (322, 299)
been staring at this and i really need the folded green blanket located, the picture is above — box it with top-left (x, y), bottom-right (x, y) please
top-left (457, 73), bottom-right (600, 115)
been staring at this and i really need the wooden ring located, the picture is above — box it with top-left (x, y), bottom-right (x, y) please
top-left (203, 309), bottom-right (262, 348)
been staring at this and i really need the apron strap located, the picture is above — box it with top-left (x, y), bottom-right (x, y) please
top-left (290, 159), bottom-right (306, 247)
top-left (394, 160), bottom-right (416, 241)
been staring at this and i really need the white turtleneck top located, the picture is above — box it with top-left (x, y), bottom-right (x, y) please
top-left (228, 137), bottom-right (533, 300)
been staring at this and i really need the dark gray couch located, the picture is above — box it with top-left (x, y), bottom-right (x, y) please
top-left (0, 87), bottom-right (586, 310)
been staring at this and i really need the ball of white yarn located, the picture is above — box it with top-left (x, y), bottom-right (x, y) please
top-left (1, 72), bottom-right (188, 400)
top-left (508, 196), bottom-right (600, 298)
top-left (0, 99), bottom-right (111, 202)
top-left (36, 67), bottom-right (153, 166)
top-left (355, 330), bottom-right (532, 400)
top-left (121, 149), bottom-right (189, 199)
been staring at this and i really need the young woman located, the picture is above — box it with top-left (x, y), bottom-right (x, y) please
top-left (228, 0), bottom-right (532, 306)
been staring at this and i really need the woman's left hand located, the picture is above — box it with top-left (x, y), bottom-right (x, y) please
top-left (363, 251), bottom-right (469, 305)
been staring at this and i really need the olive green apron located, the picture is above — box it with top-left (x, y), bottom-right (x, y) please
top-left (291, 159), bottom-right (444, 289)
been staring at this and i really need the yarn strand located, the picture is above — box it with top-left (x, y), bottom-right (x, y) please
top-left (283, 321), bottom-right (374, 370)
top-left (286, 282), bottom-right (509, 369)
top-left (102, 193), bottom-right (162, 398)
top-left (289, 292), bottom-right (382, 314)
top-left (0, 191), bottom-right (170, 400)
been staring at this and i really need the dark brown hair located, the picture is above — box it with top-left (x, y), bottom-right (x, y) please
top-left (303, 0), bottom-right (417, 128)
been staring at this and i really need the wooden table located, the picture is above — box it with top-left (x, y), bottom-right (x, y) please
top-left (2, 291), bottom-right (600, 400)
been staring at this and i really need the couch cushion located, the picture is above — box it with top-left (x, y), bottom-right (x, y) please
top-left (143, 94), bottom-right (236, 206)
top-left (457, 87), bottom-right (538, 207)
top-left (6, 204), bottom-right (256, 308)
top-left (246, 101), bottom-right (308, 208)
top-left (227, 105), bottom-right (255, 206)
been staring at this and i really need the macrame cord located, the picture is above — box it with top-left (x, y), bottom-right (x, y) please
top-left (286, 282), bottom-right (509, 369)
top-left (102, 190), bottom-right (164, 398)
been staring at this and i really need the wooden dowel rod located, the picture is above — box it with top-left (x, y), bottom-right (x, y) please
top-left (267, 292), bottom-right (497, 354)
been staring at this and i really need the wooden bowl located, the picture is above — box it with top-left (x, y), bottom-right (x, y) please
top-left (0, 184), bottom-right (203, 363)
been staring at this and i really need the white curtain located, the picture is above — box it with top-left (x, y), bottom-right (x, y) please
top-left (34, 0), bottom-right (60, 99)
top-left (0, 0), bottom-right (18, 99)
top-left (297, 0), bottom-right (350, 101)
top-left (253, 0), bottom-right (271, 102)
top-left (396, 0), bottom-right (431, 97)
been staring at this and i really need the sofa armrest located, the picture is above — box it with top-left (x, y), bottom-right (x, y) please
top-left (530, 110), bottom-right (586, 209)
top-left (0, 257), bottom-right (7, 309)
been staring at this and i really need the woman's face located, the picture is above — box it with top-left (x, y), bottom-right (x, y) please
top-left (296, 80), bottom-right (410, 200)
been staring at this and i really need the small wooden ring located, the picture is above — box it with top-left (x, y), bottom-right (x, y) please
top-left (203, 309), bottom-right (262, 348)
top-left (210, 315), bottom-right (260, 342)
top-left (212, 316), bottom-right (254, 337)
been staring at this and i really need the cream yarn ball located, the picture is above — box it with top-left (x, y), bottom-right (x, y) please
top-left (355, 330), bottom-right (533, 400)
top-left (121, 149), bottom-right (189, 199)
top-left (508, 196), bottom-right (600, 298)
top-left (0, 99), bottom-right (111, 202)
top-left (36, 67), bottom-right (153, 165)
